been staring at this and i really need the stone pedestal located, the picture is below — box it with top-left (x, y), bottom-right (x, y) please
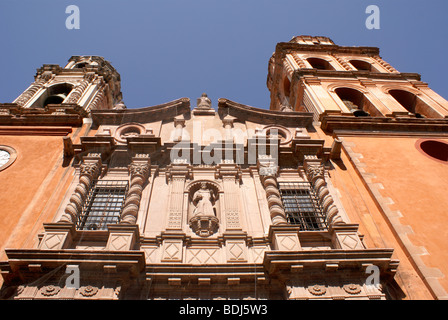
top-left (329, 224), bottom-right (364, 250)
top-left (268, 225), bottom-right (301, 251)
top-left (38, 223), bottom-right (76, 250)
top-left (106, 224), bottom-right (140, 251)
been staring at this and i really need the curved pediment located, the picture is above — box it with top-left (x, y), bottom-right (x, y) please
top-left (91, 98), bottom-right (191, 127)
top-left (217, 98), bottom-right (314, 127)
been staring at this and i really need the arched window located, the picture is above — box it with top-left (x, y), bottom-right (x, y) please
top-left (29, 83), bottom-right (73, 108)
top-left (335, 87), bottom-right (379, 117)
top-left (349, 60), bottom-right (379, 72)
top-left (307, 58), bottom-right (334, 70)
top-left (389, 89), bottom-right (438, 118)
top-left (74, 62), bottom-right (87, 69)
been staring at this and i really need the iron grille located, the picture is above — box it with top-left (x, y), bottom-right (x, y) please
top-left (77, 180), bottom-right (129, 231)
top-left (278, 182), bottom-right (327, 231)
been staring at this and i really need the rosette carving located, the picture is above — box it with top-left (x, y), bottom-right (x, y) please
top-left (41, 285), bottom-right (61, 297)
top-left (79, 285), bottom-right (98, 297)
top-left (343, 284), bottom-right (361, 295)
top-left (308, 285), bottom-right (326, 296)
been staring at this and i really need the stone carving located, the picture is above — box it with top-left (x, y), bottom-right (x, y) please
top-left (258, 159), bottom-right (288, 225)
top-left (192, 183), bottom-right (215, 217)
top-left (14, 71), bottom-right (54, 106)
top-left (308, 284), bottom-right (327, 296)
top-left (88, 81), bottom-right (106, 111)
top-left (343, 284), bottom-right (361, 295)
top-left (120, 158), bottom-right (150, 225)
top-left (304, 162), bottom-right (343, 226)
top-left (79, 285), bottom-right (99, 297)
top-left (59, 158), bottom-right (102, 224)
top-left (66, 72), bottom-right (95, 104)
top-left (189, 182), bottom-right (219, 237)
top-left (40, 285), bottom-right (60, 297)
top-left (196, 93), bottom-right (212, 109)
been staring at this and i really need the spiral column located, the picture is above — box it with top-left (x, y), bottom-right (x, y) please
top-left (59, 156), bottom-right (102, 224)
top-left (303, 158), bottom-right (343, 226)
top-left (258, 156), bottom-right (288, 226)
top-left (120, 156), bottom-right (151, 225)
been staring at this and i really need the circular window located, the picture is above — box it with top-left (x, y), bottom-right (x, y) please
top-left (263, 125), bottom-right (292, 145)
top-left (114, 123), bottom-right (146, 143)
top-left (0, 146), bottom-right (17, 171)
top-left (416, 139), bottom-right (448, 163)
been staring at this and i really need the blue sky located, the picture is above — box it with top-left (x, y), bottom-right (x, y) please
top-left (1, 0), bottom-right (447, 110)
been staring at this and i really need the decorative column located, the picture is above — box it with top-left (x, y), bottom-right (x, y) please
top-left (303, 156), bottom-right (343, 226)
top-left (165, 162), bottom-right (192, 231)
top-left (303, 156), bottom-right (364, 250)
top-left (258, 156), bottom-right (301, 251)
top-left (59, 154), bottom-right (102, 224)
top-left (159, 162), bottom-right (192, 262)
top-left (39, 155), bottom-right (102, 250)
top-left (120, 155), bottom-right (151, 225)
top-left (87, 80), bottom-right (107, 111)
top-left (215, 162), bottom-right (243, 230)
top-left (257, 155), bottom-right (287, 226)
top-left (14, 71), bottom-right (53, 107)
top-left (105, 155), bottom-right (149, 252)
top-left (66, 72), bottom-right (96, 104)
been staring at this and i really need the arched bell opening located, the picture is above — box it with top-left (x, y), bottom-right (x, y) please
top-left (389, 89), bottom-right (441, 119)
top-left (307, 57), bottom-right (335, 71)
top-left (349, 59), bottom-right (380, 73)
top-left (29, 83), bottom-right (74, 108)
top-left (335, 87), bottom-right (382, 117)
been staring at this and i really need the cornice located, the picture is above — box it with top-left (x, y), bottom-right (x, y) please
top-left (217, 98), bottom-right (314, 127)
top-left (321, 115), bottom-right (448, 133)
top-left (275, 42), bottom-right (380, 56)
top-left (90, 98), bottom-right (191, 126)
top-left (0, 103), bottom-right (86, 127)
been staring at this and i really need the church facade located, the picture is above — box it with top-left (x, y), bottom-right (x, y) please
top-left (0, 35), bottom-right (447, 300)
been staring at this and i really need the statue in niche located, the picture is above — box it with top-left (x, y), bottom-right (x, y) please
top-left (189, 182), bottom-right (219, 237)
top-left (192, 182), bottom-right (216, 217)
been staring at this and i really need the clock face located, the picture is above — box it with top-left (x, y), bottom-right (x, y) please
top-left (0, 150), bottom-right (11, 168)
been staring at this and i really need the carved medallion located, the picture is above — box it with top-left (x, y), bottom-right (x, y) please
top-left (308, 284), bottom-right (327, 296)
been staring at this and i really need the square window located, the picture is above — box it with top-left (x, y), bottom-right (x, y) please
top-left (77, 180), bottom-right (129, 230)
top-left (278, 182), bottom-right (327, 231)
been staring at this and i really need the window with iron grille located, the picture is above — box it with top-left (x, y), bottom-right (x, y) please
top-left (278, 182), bottom-right (327, 231)
top-left (77, 180), bottom-right (129, 230)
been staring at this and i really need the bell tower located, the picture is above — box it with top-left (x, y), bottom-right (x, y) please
top-left (268, 35), bottom-right (448, 121)
top-left (13, 56), bottom-right (123, 112)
